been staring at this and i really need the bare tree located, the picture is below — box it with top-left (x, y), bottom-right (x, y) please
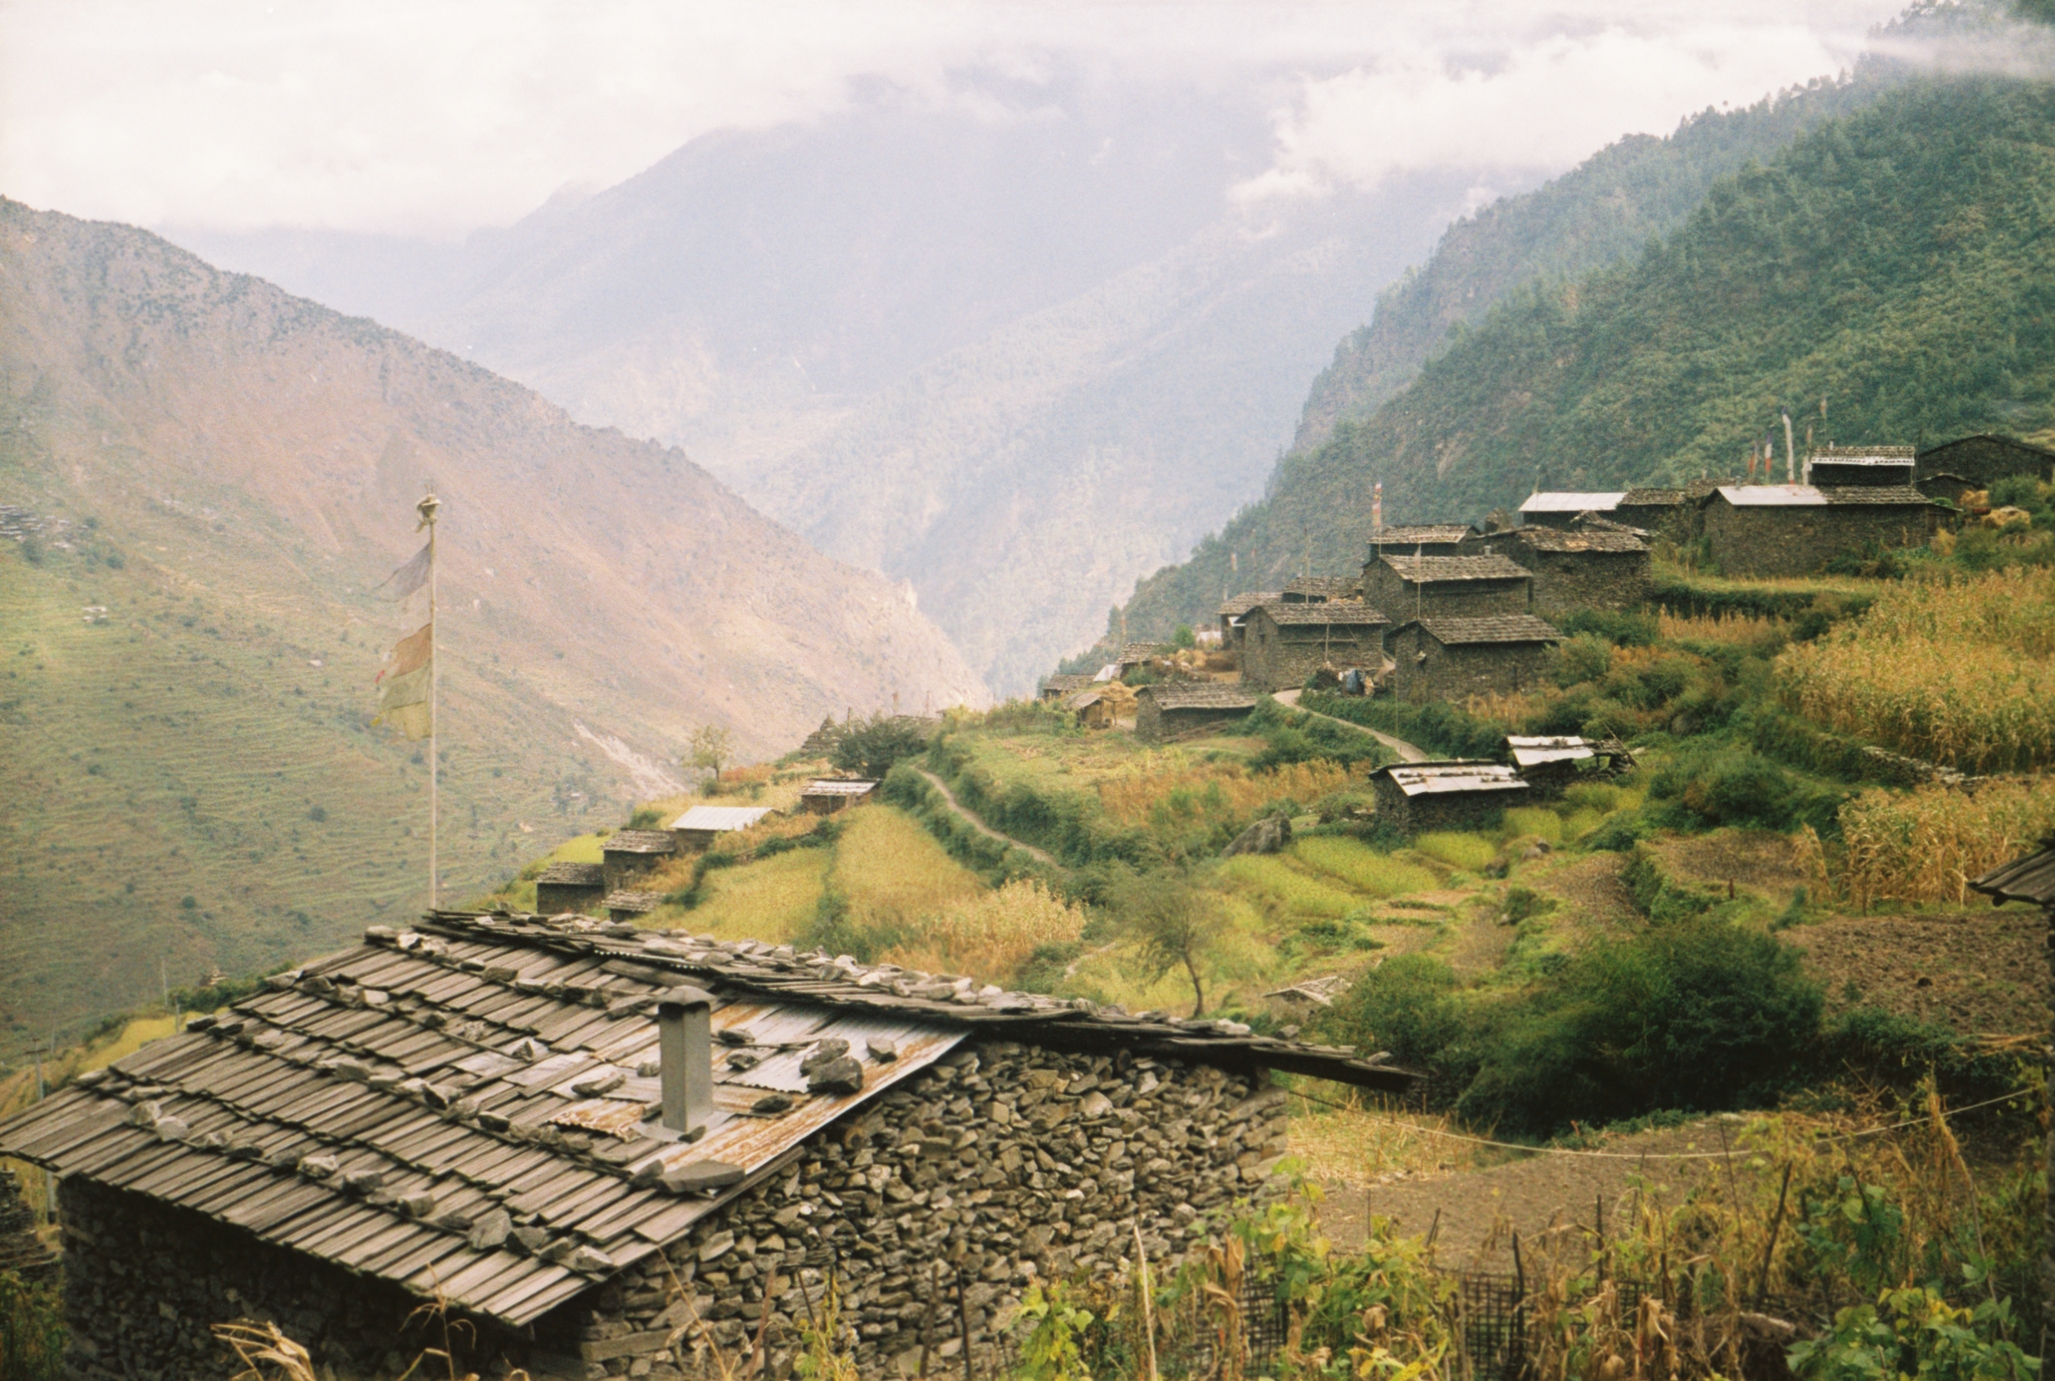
top-left (1117, 873), bottom-right (1222, 1018)
top-left (686, 724), bottom-right (732, 793)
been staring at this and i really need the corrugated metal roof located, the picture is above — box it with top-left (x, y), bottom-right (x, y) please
top-left (669, 806), bottom-right (774, 832)
top-left (800, 780), bottom-right (876, 797)
top-left (1717, 484), bottom-right (1934, 508)
top-left (1520, 492), bottom-right (1626, 513)
top-left (1376, 761), bottom-right (1530, 797)
top-left (1505, 735), bottom-right (1597, 767)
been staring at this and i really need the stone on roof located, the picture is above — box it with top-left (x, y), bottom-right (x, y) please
top-left (1218, 591), bottom-right (1282, 618)
top-left (1258, 599), bottom-right (1391, 627)
top-left (536, 861), bottom-right (606, 886)
top-left (670, 806), bottom-right (775, 833)
top-left (0, 912), bottom-right (1410, 1325)
top-left (1408, 614), bottom-right (1563, 646)
top-left (602, 830), bottom-right (678, 855)
top-left (1373, 761), bottom-right (1529, 797)
top-left (1520, 491), bottom-right (1626, 514)
top-left (1380, 554), bottom-right (1532, 583)
top-left (1507, 527), bottom-right (1648, 554)
top-left (602, 890), bottom-right (664, 915)
top-left (1140, 683), bottom-right (1260, 711)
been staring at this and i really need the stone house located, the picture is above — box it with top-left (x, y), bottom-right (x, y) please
top-left (798, 781), bottom-right (876, 815)
top-left (1217, 592), bottom-right (1281, 648)
top-left (1361, 555), bottom-right (1533, 623)
top-left (1365, 524), bottom-right (1481, 558)
top-left (1369, 762), bottom-right (1530, 834)
top-left (1916, 434), bottom-right (2055, 493)
top-left (1503, 735), bottom-right (1635, 796)
top-left (1280, 575), bottom-right (1360, 603)
top-left (1065, 690), bottom-right (1114, 730)
top-left (600, 831), bottom-right (678, 892)
top-left (1702, 485), bottom-right (1941, 577)
top-left (1239, 601), bottom-right (1391, 692)
top-left (603, 891), bottom-right (664, 924)
top-left (669, 807), bottom-right (775, 854)
top-left (0, 912), bottom-right (1408, 1381)
top-left (1386, 615), bottom-right (1562, 702)
top-left (1518, 492), bottom-right (1626, 529)
top-left (1804, 445), bottom-right (1914, 488)
top-left (1500, 526), bottom-right (1651, 616)
top-left (535, 863), bottom-right (608, 917)
top-left (1134, 683), bottom-right (1260, 741)
top-left (1038, 675), bottom-right (1093, 703)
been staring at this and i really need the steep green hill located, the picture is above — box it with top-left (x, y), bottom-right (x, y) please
top-left (1118, 75), bottom-right (2055, 640)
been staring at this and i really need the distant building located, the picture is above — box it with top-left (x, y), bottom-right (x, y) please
top-left (1135, 682), bottom-right (1260, 741)
top-left (1500, 525), bottom-right (1652, 616)
top-left (799, 779), bottom-right (877, 815)
top-left (1280, 574), bottom-right (1361, 603)
top-left (1387, 615), bottom-right (1562, 702)
top-left (599, 829), bottom-right (678, 891)
top-left (1916, 434), bottom-right (2055, 493)
top-left (1365, 524), bottom-right (1481, 558)
top-left (1503, 735), bottom-right (1635, 796)
top-left (1117, 642), bottom-right (1174, 675)
top-left (1038, 674), bottom-right (1093, 703)
top-left (1519, 492), bottom-right (1627, 528)
top-left (603, 889), bottom-right (663, 924)
top-left (1361, 554), bottom-right (1533, 621)
top-left (1804, 445), bottom-right (1915, 488)
top-left (666, 806), bottom-right (774, 855)
top-left (533, 861), bottom-right (607, 916)
top-left (1218, 591), bottom-right (1282, 648)
top-left (1239, 600), bottom-right (1391, 692)
top-left (1066, 688), bottom-right (1114, 729)
top-left (1702, 485), bottom-right (1941, 577)
top-left (1370, 761), bottom-right (1530, 834)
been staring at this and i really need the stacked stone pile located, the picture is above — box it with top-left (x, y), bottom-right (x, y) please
top-left (0, 1167), bottom-right (56, 1281)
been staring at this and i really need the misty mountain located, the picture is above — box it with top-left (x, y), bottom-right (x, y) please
top-left (0, 199), bottom-right (983, 1051)
top-left (173, 81), bottom-right (1519, 692)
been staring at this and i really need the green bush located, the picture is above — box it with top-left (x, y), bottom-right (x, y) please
top-left (1553, 633), bottom-right (1614, 687)
top-left (1299, 693), bottom-right (1507, 760)
top-left (831, 713), bottom-right (933, 779)
top-left (1648, 742), bottom-right (1843, 832)
top-left (1323, 954), bottom-right (1473, 1079)
top-left (0, 1270), bottom-right (65, 1381)
top-left (1558, 607), bottom-right (1659, 647)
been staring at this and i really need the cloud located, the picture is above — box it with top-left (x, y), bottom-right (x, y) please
top-left (0, 0), bottom-right (1911, 237)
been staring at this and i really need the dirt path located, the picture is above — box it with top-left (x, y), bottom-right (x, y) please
top-left (912, 769), bottom-right (1058, 866)
top-left (1272, 689), bottom-right (1430, 762)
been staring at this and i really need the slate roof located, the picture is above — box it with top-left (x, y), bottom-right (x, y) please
top-left (1373, 762), bottom-right (1529, 797)
top-left (1119, 642), bottom-right (1173, 664)
top-left (1140, 683), bottom-right (1261, 711)
top-left (1257, 599), bottom-right (1391, 628)
top-left (1520, 491), bottom-right (1626, 514)
top-left (1508, 526), bottom-right (1648, 554)
top-left (669, 806), bottom-right (774, 833)
top-left (1219, 592), bottom-right (1283, 618)
top-left (1406, 615), bottom-right (1562, 646)
top-left (536, 863), bottom-right (605, 887)
top-left (600, 830), bottom-right (676, 856)
top-left (1970, 845), bottom-right (2055, 909)
top-left (1282, 575), bottom-right (1361, 600)
top-left (1039, 674), bottom-right (1093, 695)
top-left (1379, 554), bottom-right (1532, 584)
top-left (1366, 524), bottom-right (1476, 545)
top-left (601, 891), bottom-right (663, 915)
top-left (1714, 484), bottom-right (1936, 508)
top-left (1811, 445), bottom-right (1915, 461)
top-left (1619, 487), bottom-right (1690, 507)
top-left (0, 914), bottom-right (1407, 1325)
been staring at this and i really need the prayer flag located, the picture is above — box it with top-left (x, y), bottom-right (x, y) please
top-left (373, 625), bottom-right (433, 740)
top-left (376, 543), bottom-right (431, 600)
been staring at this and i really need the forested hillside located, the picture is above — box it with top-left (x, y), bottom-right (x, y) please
top-left (1118, 75), bottom-right (2055, 640)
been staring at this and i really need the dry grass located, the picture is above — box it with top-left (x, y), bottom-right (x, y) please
top-left (1839, 778), bottom-right (2055, 907)
top-left (1777, 568), bottom-right (2055, 771)
top-left (1290, 837), bottom-right (1440, 898)
top-left (1218, 854), bottom-right (1363, 918)
top-left (657, 847), bottom-right (830, 943)
top-left (1285, 1097), bottom-right (1481, 1187)
top-left (880, 879), bottom-right (1088, 982)
top-left (1097, 760), bottom-right (1351, 826)
top-left (1658, 608), bottom-right (1787, 645)
top-left (1460, 690), bottom-right (1547, 725)
top-left (829, 807), bottom-right (985, 931)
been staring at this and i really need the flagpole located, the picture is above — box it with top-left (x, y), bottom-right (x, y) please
top-left (419, 493), bottom-right (441, 910)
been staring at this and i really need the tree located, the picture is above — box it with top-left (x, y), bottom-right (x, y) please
top-left (687, 724), bottom-right (732, 792)
top-left (1116, 873), bottom-right (1222, 1018)
top-left (830, 713), bottom-right (931, 780)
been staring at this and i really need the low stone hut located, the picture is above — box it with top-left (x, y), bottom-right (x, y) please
top-left (1280, 575), bottom-right (1360, 604)
top-left (1038, 674), bottom-right (1093, 703)
top-left (1066, 689), bottom-right (1114, 729)
top-left (1612, 489), bottom-right (1690, 540)
top-left (1218, 592), bottom-right (1281, 648)
top-left (1702, 485), bottom-right (1941, 577)
top-left (599, 831), bottom-right (678, 891)
top-left (798, 780), bottom-right (877, 815)
top-left (1916, 434), bottom-right (2055, 492)
top-left (1804, 445), bottom-right (1914, 488)
top-left (1501, 526), bottom-right (1651, 616)
top-left (0, 912), bottom-right (1409, 1381)
top-left (668, 806), bottom-right (775, 854)
top-left (1239, 600), bottom-right (1390, 692)
top-left (1518, 492), bottom-right (1626, 529)
top-left (1387, 615), bottom-right (1561, 702)
top-left (1503, 735), bottom-right (1635, 796)
top-left (1361, 554), bottom-right (1534, 622)
top-left (603, 890), bottom-right (664, 923)
top-left (1365, 524), bottom-right (1480, 558)
top-left (1135, 683), bottom-right (1260, 741)
top-left (534, 862), bottom-right (608, 917)
top-left (1370, 762), bottom-right (1530, 834)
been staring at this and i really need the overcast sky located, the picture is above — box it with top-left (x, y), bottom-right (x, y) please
top-left (2, 0), bottom-right (1912, 238)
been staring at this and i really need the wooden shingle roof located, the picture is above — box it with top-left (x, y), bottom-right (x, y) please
top-left (1257, 599), bottom-right (1390, 628)
top-left (1407, 614), bottom-right (1563, 646)
top-left (1367, 524), bottom-right (1476, 545)
top-left (1218, 592), bottom-right (1282, 618)
top-left (1379, 554), bottom-right (1532, 584)
top-left (1282, 575), bottom-right (1361, 600)
top-left (1971, 845), bottom-right (2055, 909)
top-left (536, 862), bottom-right (605, 887)
top-left (1140, 683), bottom-right (1261, 711)
top-left (600, 830), bottom-right (676, 856)
top-left (1507, 527), bottom-right (1648, 554)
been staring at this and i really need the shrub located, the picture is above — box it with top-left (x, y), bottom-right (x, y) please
top-left (1648, 742), bottom-right (1842, 833)
top-left (831, 713), bottom-right (933, 779)
top-left (0, 1269), bottom-right (65, 1381)
top-left (1558, 607), bottom-right (1659, 647)
top-left (1552, 633), bottom-right (1614, 687)
top-left (1322, 954), bottom-right (1472, 1079)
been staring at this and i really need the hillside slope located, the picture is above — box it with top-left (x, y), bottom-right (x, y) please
top-left (0, 200), bottom-right (985, 1054)
top-left (1117, 75), bottom-right (2055, 639)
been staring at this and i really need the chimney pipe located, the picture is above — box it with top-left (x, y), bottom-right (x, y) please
top-left (654, 987), bottom-right (714, 1136)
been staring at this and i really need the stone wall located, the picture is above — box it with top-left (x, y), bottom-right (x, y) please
top-left (1135, 702), bottom-right (1256, 741)
top-left (1387, 627), bottom-right (1554, 703)
top-left (1704, 501), bottom-right (1938, 578)
top-left (1369, 779), bottom-right (1515, 835)
top-left (1359, 567), bottom-right (1530, 621)
top-left (1240, 627), bottom-right (1383, 692)
top-left (1507, 551), bottom-right (1651, 617)
top-left (548, 1042), bottom-right (1285, 1380)
top-left (1917, 436), bottom-right (2055, 491)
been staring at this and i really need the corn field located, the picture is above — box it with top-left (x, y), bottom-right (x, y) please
top-left (880, 878), bottom-right (1088, 979)
top-left (1776, 569), bottom-right (2055, 772)
top-left (1838, 778), bottom-right (2055, 907)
